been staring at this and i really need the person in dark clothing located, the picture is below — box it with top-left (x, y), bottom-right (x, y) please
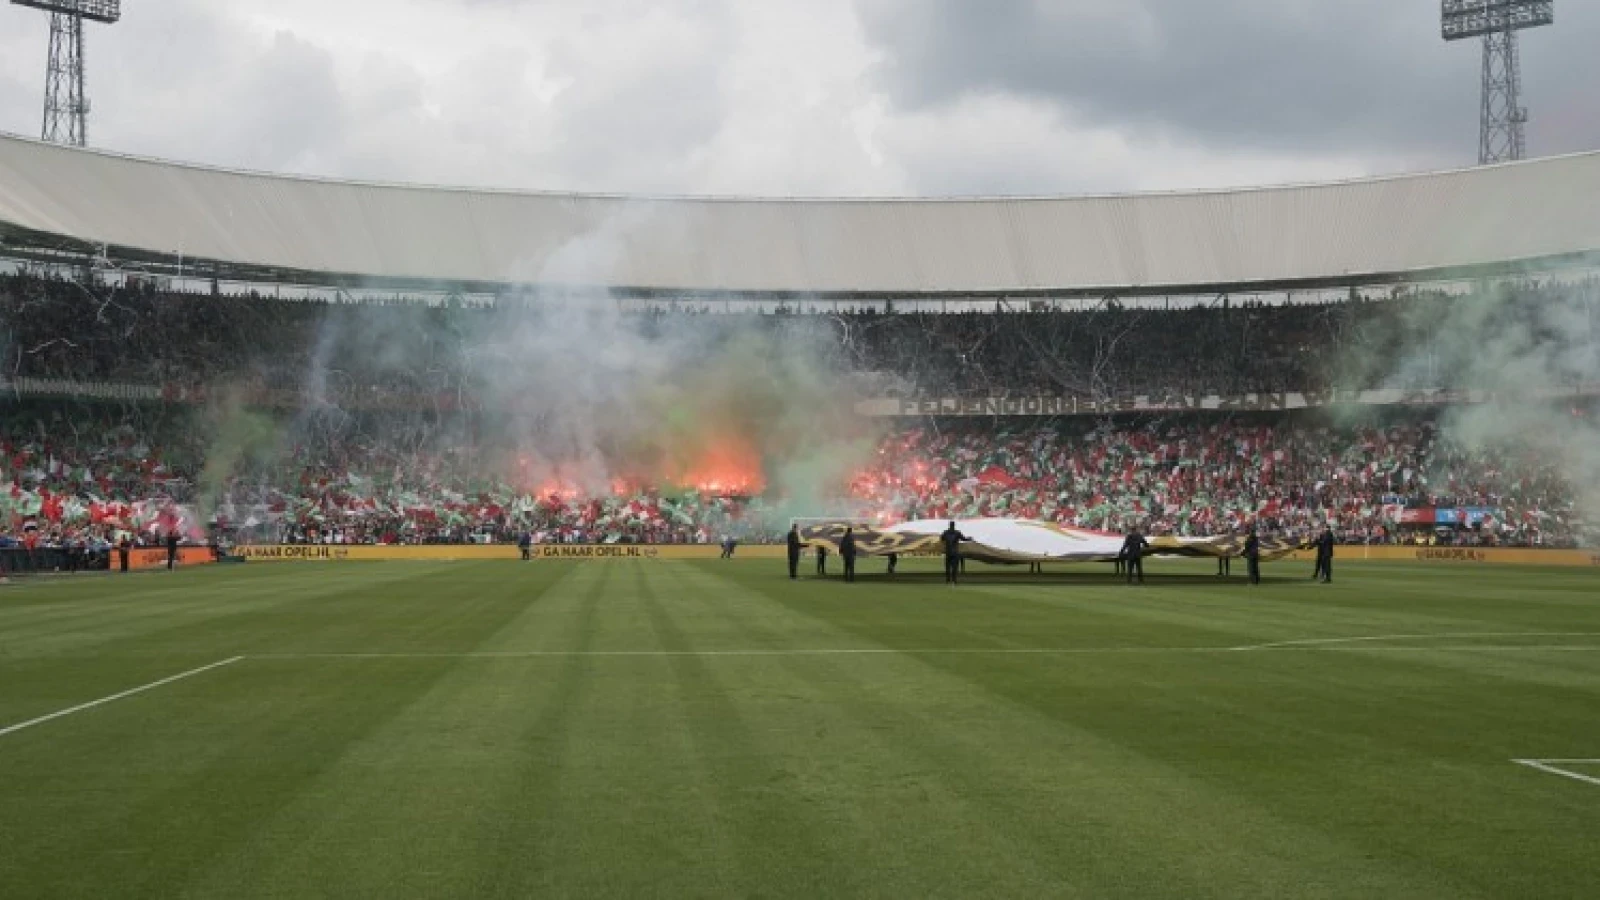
top-left (941, 521), bottom-right (971, 584)
top-left (840, 528), bottom-right (858, 583)
top-left (886, 553), bottom-right (898, 575)
top-left (786, 526), bottom-right (803, 580)
top-left (1120, 530), bottom-right (1149, 584)
top-left (165, 530), bottom-right (180, 571)
top-left (816, 545), bottom-right (828, 576)
top-left (1244, 529), bottom-right (1262, 585)
top-left (1216, 553), bottom-right (1231, 576)
top-left (1313, 527), bottom-right (1335, 583)
top-left (518, 531), bottom-right (532, 561)
top-left (118, 536), bottom-right (131, 574)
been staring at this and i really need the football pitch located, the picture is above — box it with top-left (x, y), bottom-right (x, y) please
top-left (2, 559), bottom-right (1598, 899)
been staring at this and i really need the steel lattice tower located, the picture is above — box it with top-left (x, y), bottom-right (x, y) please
top-left (1442, 1), bottom-right (1553, 165)
top-left (11, 1), bottom-right (123, 147)
top-left (42, 11), bottom-right (88, 146)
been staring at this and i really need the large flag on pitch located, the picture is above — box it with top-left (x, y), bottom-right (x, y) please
top-left (799, 518), bottom-right (1307, 564)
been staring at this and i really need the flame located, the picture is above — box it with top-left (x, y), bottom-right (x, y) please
top-left (535, 480), bottom-right (583, 501)
top-left (675, 434), bottom-right (765, 495)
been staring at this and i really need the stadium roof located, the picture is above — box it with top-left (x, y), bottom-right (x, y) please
top-left (2, 131), bottom-right (1599, 298)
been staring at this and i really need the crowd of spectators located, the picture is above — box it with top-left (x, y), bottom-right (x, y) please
top-left (0, 401), bottom-right (787, 549)
top-left (3, 270), bottom-right (1594, 556)
top-left (7, 271), bottom-right (1595, 405)
top-left (854, 417), bottom-right (1581, 547)
top-left (0, 401), bottom-right (1584, 551)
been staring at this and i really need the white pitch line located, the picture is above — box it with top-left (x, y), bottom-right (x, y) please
top-left (1231, 631), bottom-right (1600, 651)
top-left (246, 647), bottom-right (1232, 659)
top-left (0, 656), bottom-right (244, 739)
top-left (1512, 759), bottom-right (1600, 788)
top-left (243, 640), bottom-right (1600, 661)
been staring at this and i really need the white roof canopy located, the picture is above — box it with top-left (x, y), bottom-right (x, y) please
top-left (2, 132), bottom-right (1598, 295)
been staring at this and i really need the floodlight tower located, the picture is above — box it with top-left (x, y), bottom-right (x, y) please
top-left (11, 0), bottom-right (122, 147)
top-left (1442, 1), bottom-right (1553, 165)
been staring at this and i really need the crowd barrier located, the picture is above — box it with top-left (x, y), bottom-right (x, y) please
top-left (0, 546), bottom-right (215, 575)
top-left (0, 547), bottom-right (107, 574)
top-left (1282, 546), bottom-right (1600, 567)
top-left (235, 544), bottom-right (789, 562)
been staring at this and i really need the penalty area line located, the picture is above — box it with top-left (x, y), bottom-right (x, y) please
top-left (0, 656), bottom-right (244, 739)
top-left (1512, 759), bottom-right (1600, 788)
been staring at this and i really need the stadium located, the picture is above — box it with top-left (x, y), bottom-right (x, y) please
top-left (3, 3), bottom-right (1600, 895)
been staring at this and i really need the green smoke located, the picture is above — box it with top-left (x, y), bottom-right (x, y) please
top-left (195, 387), bottom-right (283, 523)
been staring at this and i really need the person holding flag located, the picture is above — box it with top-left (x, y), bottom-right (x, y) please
top-left (840, 527), bottom-right (858, 583)
top-left (1313, 526), bottom-right (1335, 583)
top-left (1120, 528), bottom-right (1149, 584)
top-left (1244, 527), bottom-right (1262, 586)
top-left (786, 525), bottom-right (803, 580)
top-left (941, 521), bottom-right (971, 585)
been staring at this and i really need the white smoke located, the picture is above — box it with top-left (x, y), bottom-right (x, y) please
top-left (214, 203), bottom-right (882, 527)
top-left (1380, 277), bottom-right (1600, 540)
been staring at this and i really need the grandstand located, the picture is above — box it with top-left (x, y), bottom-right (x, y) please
top-left (2, 133), bottom-right (1598, 562)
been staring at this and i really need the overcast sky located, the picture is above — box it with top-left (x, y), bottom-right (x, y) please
top-left (1, 0), bottom-right (1595, 197)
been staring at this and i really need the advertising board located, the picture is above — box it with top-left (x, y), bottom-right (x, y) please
top-left (235, 544), bottom-right (788, 562)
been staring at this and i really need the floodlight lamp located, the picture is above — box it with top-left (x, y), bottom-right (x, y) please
top-left (1442, 1), bottom-right (1553, 41)
top-left (10, 0), bottom-right (122, 25)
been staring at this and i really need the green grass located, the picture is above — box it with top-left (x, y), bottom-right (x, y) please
top-left (2, 558), bottom-right (1598, 899)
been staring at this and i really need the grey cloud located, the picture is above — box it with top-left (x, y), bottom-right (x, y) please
top-left (0, 0), bottom-right (739, 194)
top-left (6, 0), bottom-right (1591, 199)
top-left (34, 1), bottom-right (352, 174)
top-left (857, 0), bottom-right (1600, 166)
top-left (536, 18), bottom-right (733, 190)
top-left (0, 68), bottom-right (36, 141)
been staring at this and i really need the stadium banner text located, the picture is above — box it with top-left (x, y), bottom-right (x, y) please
top-left (235, 544), bottom-right (787, 562)
top-left (1283, 546), bottom-right (1600, 567)
top-left (11, 379), bottom-right (1595, 416)
top-left (861, 386), bottom-right (1600, 418)
top-left (0, 376), bottom-right (163, 401)
top-left (131, 547), bottom-right (216, 570)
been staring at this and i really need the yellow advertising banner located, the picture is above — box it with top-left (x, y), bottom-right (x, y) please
top-left (1282, 546), bottom-right (1600, 567)
top-left (235, 544), bottom-right (788, 562)
top-left (130, 547), bottom-right (216, 570)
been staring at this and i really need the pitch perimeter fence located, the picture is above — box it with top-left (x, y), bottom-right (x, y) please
top-left (1, 546), bottom-right (216, 577)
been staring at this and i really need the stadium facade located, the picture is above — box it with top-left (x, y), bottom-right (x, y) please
top-left (2, 131), bottom-right (1600, 298)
